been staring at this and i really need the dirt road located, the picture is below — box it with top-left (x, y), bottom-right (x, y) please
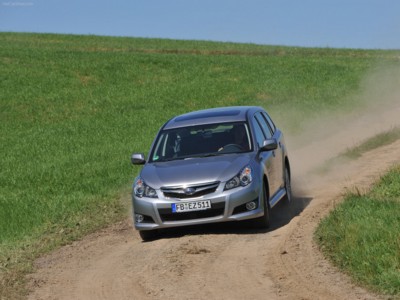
top-left (27, 102), bottom-right (400, 300)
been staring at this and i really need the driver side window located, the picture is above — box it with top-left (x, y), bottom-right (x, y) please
top-left (252, 117), bottom-right (266, 148)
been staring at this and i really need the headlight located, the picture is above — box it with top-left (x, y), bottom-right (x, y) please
top-left (224, 166), bottom-right (253, 190)
top-left (134, 177), bottom-right (158, 198)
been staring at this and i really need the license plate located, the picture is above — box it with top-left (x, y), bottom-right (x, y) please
top-left (172, 200), bottom-right (211, 213)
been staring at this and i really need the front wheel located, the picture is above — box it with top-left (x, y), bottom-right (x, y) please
top-left (139, 230), bottom-right (159, 242)
top-left (253, 182), bottom-right (270, 229)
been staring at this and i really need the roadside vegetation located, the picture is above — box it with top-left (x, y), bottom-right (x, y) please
top-left (315, 127), bottom-right (400, 175)
top-left (342, 127), bottom-right (400, 159)
top-left (1, 32), bottom-right (399, 298)
top-left (316, 166), bottom-right (400, 296)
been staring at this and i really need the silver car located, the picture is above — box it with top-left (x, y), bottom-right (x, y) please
top-left (131, 106), bottom-right (292, 241)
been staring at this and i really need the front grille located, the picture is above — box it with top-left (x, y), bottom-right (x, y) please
top-left (159, 202), bottom-right (225, 222)
top-left (161, 181), bottom-right (220, 199)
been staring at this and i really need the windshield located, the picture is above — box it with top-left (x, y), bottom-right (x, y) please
top-left (150, 122), bottom-right (252, 162)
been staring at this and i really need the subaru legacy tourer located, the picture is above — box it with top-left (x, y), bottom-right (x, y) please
top-left (131, 106), bottom-right (292, 241)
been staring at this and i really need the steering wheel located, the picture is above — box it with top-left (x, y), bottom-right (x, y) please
top-left (218, 144), bottom-right (244, 152)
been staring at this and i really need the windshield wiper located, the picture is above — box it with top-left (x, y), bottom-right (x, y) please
top-left (157, 157), bottom-right (186, 162)
top-left (156, 153), bottom-right (219, 162)
top-left (187, 153), bottom-right (219, 159)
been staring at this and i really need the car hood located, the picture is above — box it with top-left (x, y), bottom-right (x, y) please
top-left (141, 154), bottom-right (252, 188)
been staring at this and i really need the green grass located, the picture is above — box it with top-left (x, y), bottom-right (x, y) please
top-left (316, 166), bottom-right (400, 296)
top-left (1, 32), bottom-right (400, 297)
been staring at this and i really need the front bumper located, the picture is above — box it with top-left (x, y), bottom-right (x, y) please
top-left (132, 181), bottom-right (263, 231)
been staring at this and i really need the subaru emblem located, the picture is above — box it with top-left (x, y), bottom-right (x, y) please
top-left (184, 187), bottom-right (196, 195)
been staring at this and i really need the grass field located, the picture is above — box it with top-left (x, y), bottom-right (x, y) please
top-left (1, 32), bottom-right (400, 297)
top-left (316, 166), bottom-right (400, 295)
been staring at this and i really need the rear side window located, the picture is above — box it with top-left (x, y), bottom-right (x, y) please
top-left (254, 112), bottom-right (273, 139)
top-left (262, 112), bottom-right (276, 134)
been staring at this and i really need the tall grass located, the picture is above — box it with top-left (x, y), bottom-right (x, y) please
top-left (1, 32), bottom-right (400, 297)
top-left (316, 166), bottom-right (400, 296)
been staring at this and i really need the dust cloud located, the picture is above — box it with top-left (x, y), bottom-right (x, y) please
top-left (285, 63), bottom-right (400, 192)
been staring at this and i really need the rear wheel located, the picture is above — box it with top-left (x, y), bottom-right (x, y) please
top-left (283, 165), bottom-right (292, 204)
top-left (253, 181), bottom-right (270, 229)
top-left (139, 230), bottom-right (158, 242)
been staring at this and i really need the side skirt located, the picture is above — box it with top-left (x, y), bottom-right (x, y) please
top-left (269, 187), bottom-right (287, 208)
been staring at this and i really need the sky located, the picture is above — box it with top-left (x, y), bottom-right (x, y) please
top-left (1, 0), bottom-right (400, 50)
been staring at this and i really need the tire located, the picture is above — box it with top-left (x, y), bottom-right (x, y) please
top-left (283, 165), bottom-right (292, 204)
top-left (139, 230), bottom-right (158, 242)
top-left (253, 181), bottom-right (270, 229)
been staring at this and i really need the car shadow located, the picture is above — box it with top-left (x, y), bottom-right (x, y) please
top-left (268, 195), bottom-right (313, 231)
top-left (150, 194), bottom-right (313, 241)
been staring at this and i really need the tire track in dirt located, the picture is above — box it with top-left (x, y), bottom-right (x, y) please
top-left (270, 140), bottom-right (400, 300)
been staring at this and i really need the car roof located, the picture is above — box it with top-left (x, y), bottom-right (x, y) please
top-left (163, 106), bottom-right (263, 130)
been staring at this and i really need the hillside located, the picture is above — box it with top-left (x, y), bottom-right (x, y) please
top-left (1, 32), bottom-right (399, 298)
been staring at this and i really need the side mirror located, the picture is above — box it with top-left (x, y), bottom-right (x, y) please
top-left (131, 153), bottom-right (146, 165)
top-left (260, 139), bottom-right (278, 152)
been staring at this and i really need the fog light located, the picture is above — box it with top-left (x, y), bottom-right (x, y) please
top-left (245, 201), bottom-right (257, 211)
top-left (135, 214), bottom-right (144, 223)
